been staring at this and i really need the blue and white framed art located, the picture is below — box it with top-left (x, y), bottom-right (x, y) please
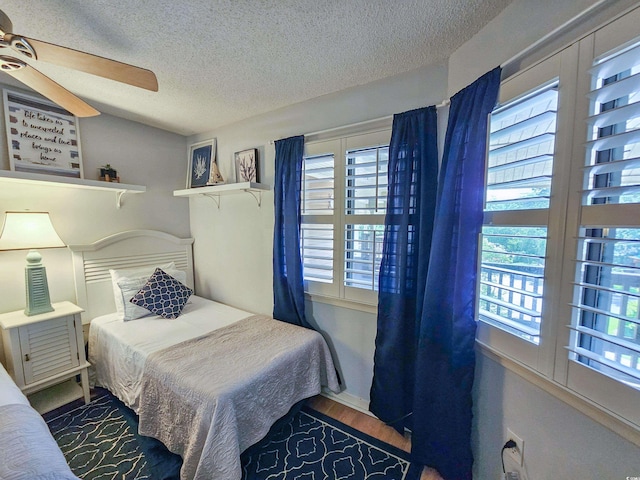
top-left (187, 138), bottom-right (223, 187)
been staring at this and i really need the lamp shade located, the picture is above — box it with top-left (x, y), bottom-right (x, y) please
top-left (0, 212), bottom-right (65, 250)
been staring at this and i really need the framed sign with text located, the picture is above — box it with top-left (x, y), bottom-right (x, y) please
top-left (3, 89), bottom-right (83, 178)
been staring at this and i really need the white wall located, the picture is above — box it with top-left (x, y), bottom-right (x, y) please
top-left (0, 85), bottom-right (189, 361)
top-left (474, 354), bottom-right (640, 479)
top-left (447, 0), bottom-right (638, 96)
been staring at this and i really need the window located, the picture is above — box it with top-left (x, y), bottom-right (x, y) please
top-left (301, 130), bottom-right (390, 305)
top-left (479, 225), bottom-right (547, 343)
top-left (479, 81), bottom-right (558, 345)
top-left (572, 228), bottom-right (640, 386)
top-left (301, 153), bottom-right (334, 285)
top-left (476, 51), bottom-right (567, 369)
top-left (344, 146), bottom-right (388, 292)
top-left (477, 6), bottom-right (640, 435)
top-left (566, 31), bottom-right (640, 424)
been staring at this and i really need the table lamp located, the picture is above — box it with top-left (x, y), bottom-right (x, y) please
top-left (0, 211), bottom-right (65, 315)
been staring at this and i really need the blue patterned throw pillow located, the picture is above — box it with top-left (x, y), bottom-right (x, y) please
top-left (130, 268), bottom-right (193, 319)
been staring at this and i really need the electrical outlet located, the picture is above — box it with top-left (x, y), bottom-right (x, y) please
top-left (506, 428), bottom-right (524, 466)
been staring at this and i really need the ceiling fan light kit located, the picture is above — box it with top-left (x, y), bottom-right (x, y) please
top-left (0, 9), bottom-right (157, 117)
top-left (0, 55), bottom-right (24, 71)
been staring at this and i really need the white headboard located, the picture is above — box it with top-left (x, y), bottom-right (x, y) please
top-left (69, 230), bottom-right (194, 323)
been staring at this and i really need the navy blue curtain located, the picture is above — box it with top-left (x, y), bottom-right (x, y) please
top-left (369, 107), bottom-right (438, 432)
top-left (410, 67), bottom-right (501, 480)
top-left (273, 135), bottom-right (311, 328)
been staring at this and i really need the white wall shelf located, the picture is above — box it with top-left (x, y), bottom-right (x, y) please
top-left (173, 182), bottom-right (271, 208)
top-left (0, 170), bottom-right (146, 208)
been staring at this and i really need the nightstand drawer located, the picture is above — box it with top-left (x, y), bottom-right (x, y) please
top-left (18, 315), bottom-right (80, 384)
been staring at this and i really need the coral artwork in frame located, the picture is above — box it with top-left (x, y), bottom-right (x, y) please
top-left (187, 139), bottom-right (223, 187)
top-left (235, 148), bottom-right (259, 183)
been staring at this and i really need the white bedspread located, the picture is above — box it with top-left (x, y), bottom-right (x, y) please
top-left (138, 314), bottom-right (340, 480)
top-left (89, 297), bottom-right (340, 480)
top-left (89, 295), bottom-right (252, 411)
top-left (0, 364), bottom-right (80, 480)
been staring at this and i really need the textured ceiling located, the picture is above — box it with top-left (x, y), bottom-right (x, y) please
top-left (0, 0), bottom-right (511, 136)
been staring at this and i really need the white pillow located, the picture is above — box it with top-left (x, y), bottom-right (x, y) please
top-left (116, 268), bottom-right (188, 321)
top-left (110, 263), bottom-right (185, 321)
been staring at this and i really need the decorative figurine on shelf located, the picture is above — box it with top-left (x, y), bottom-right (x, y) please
top-left (207, 162), bottom-right (225, 185)
top-left (99, 164), bottom-right (120, 182)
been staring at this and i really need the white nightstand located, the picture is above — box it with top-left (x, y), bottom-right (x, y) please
top-left (0, 301), bottom-right (90, 407)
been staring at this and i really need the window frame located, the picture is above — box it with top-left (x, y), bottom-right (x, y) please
top-left (555, 12), bottom-right (640, 429)
top-left (302, 129), bottom-right (392, 309)
top-left (476, 47), bottom-right (576, 378)
top-left (477, 5), bottom-right (640, 443)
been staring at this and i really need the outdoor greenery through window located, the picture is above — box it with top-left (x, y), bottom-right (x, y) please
top-left (479, 226), bottom-right (546, 343)
top-left (572, 228), bottom-right (640, 386)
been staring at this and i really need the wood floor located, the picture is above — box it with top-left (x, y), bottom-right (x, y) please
top-left (306, 395), bottom-right (443, 480)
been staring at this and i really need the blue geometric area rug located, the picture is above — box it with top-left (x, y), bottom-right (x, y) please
top-left (44, 388), bottom-right (411, 479)
top-left (242, 406), bottom-right (411, 479)
top-left (43, 388), bottom-right (181, 480)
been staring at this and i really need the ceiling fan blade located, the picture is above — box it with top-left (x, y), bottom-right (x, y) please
top-left (4, 61), bottom-right (100, 117)
top-left (5, 33), bottom-right (158, 92)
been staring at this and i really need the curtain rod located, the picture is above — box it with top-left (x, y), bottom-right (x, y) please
top-left (500, 0), bottom-right (611, 72)
top-left (269, 98), bottom-right (450, 145)
top-left (304, 99), bottom-right (450, 138)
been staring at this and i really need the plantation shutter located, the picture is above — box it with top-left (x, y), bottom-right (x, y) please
top-left (569, 38), bottom-right (640, 393)
top-left (478, 81), bottom-right (558, 344)
top-left (301, 153), bottom-right (335, 285)
top-left (344, 145), bottom-right (387, 292)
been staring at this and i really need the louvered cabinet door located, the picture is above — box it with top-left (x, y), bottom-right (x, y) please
top-left (18, 315), bottom-right (80, 384)
top-left (0, 301), bottom-right (90, 404)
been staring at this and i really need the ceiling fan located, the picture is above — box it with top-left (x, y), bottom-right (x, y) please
top-left (0, 9), bottom-right (157, 117)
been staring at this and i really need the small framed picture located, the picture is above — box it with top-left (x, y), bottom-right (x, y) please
top-left (235, 148), bottom-right (259, 183)
top-left (187, 139), bottom-right (223, 187)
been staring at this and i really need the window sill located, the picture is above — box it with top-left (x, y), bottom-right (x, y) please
top-left (476, 339), bottom-right (640, 448)
top-left (304, 292), bottom-right (377, 315)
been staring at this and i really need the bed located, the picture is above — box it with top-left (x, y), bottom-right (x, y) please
top-left (71, 230), bottom-right (340, 480)
top-left (0, 362), bottom-right (80, 480)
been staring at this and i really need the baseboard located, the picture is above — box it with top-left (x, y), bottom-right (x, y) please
top-left (320, 388), bottom-right (373, 416)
